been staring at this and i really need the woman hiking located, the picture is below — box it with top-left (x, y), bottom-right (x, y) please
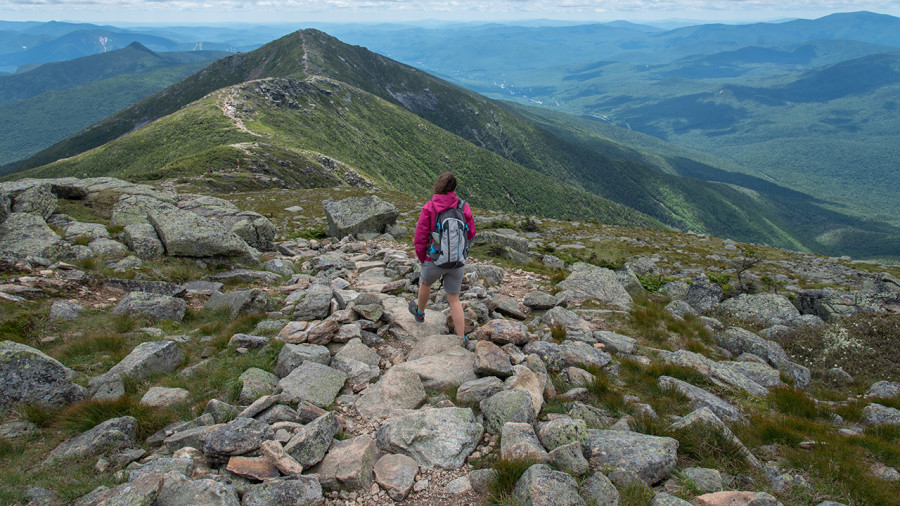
top-left (408, 172), bottom-right (477, 344)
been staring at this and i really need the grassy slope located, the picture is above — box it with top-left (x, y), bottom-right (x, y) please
top-left (22, 77), bottom-right (660, 228)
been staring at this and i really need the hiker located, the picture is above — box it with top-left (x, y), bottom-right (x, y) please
top-left (409, 171), bottom-right (477, 344)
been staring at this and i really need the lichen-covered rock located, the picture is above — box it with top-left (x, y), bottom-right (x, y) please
top-left (592, 330), bottom-right (636, 354)
top-left (292, 284), bottom-right (334, 321)
top-left (123, 223), bottom-right (165, 260)
top-left (584, 430), bottom-right (679, 485)
top-left (113, 291), bottom-right (186, 323)
top-left (395, 347), bottom-right (477, 391)
top-left (140, 387), bottom-right (190, 408)
top-left (11, 183), bottom-right (56, 219)
top-left (241, 476), bottom-right (324, 506)
top-left (475, 340), bottom-right (513, 378)
top-left (49, 300), bottom-right (84, 320)
top-left (0, 340), bottom-right (86, 409)
top-left (65, 221), bottom-right (110, 241)
top-left (692, 491), bottom-right (780, 506)
top-left (539, 306), bottom-right (593, 335)
top-left (277, 361), bottom-right (347, 407)
top-left (865, 381), bottom-right (900, 399)
top-left (90, 340), bottom-right (184, 394)
top-left (682, 467), bottom-right (723, 493)
top-left (718, 293), bottom-right (802, 327)
top-left (513, 464), bottom-right (585, 506)
top-left (156, 471), bottom-right (240, 506)
top-left (456, 376), bottom-right (504, 405)
top-left (523, 291), bottom-right (557, 310)
top-left (538, 418), bottom-right (588, 452)
top-left (324, 196), bottom-right (399, 238)
top-left (111, 194), bottom-right (175, 227)
top-left (715, 326), bottom-right (810, 387)
top-left (523, 340), bottom-right (611, 372)
top-left (0, 191), bottom-right (10, 224)
top-left (556, 263), bottom-right (632, 309)
top-left (652, 492), bottom-right (693, 505)
top-left (284, 411), bottom-right (341, 468)
top-left (659, 350), bottom-right (768, 398)
top-left (861, 403), bottom-right (900, 426)
top-left (201, 417), bottom-right (273, 464)
top-left (796, 287), bottom-right (896, 322)
top-left (147, 203), bottom-right (254, 260)
top-left (480, 389), bottom-right (536, 435)
top-left (579, 471), bottom-right (619, 506)
top-left (274, 343), bottom-right (331, 377)
top-left (375, 407), bottom-right (483, 469)
top-left (203, 289), bottom-right (272, 318)
top-left (472, 230), bottom-right (530, 253)
top-left (49, 416), bottom-right (137, 462)
top-left (374, 454), bottom-right (418, 501)
top-left (549, 441), bottom-right (589, 476)
top-left (501, 422), bottom-right (549, 462)
top-left (659, 375), bottom-right (748, 423)
top-left (0, 213), bottom-right (70, 259)
top-left (79, 473), bottom-right (162, 506)
top-left (471, 319), bottom-right (532, 346)
top-left (685, 274), bottom-right (722, 314)
top-left (355, 367), bottom-right (427, 420)
top-left (128, 457), bottom-right (193, 481)
top-left (315, 435), bottom-right (377, 491)
top-left (465, 264), bottom-right (506, 286)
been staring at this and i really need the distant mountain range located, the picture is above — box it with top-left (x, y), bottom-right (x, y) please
top-left (0, 43), bottom-right (228, 164)
top-left (325, 12), bottom-right (900, 228)
top-left (5, 28), bottom-right (900, 259)
top-left (0, 21), bottom-right (287, 74)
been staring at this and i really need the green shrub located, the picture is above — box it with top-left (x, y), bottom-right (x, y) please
top-left (668, 421), bottom-right (751, 474)
top-left (57, 397), bottom-right (179, 440)
top-left (637, 274), bottom-right (673, 292)
top-left (487, 458), bottom-right (537, 505)
top-left (769, 386), bottom-right (822, 420)
top-left (706, 272), bottom-right (732, 292)
top-left (297, 227), bottom-right (327, 240)
top-left (0, 305), bottom-right (45, 344)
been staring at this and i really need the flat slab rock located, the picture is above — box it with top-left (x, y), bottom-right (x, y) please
top-left (375, 407), bottom-right (484, 470)
top-left (584, 429), bottom-right (679, 485)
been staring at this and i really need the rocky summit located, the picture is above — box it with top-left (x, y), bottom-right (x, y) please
top-left (1, 177), bottom-right (899, 505)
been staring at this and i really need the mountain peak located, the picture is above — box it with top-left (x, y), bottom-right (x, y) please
top-left (125, 41), bottom-right (158, 56)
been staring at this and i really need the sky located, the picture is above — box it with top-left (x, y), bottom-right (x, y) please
top-left (1, 0), bottom-right (899, 25)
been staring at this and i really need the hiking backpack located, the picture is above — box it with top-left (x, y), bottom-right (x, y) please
top-left (427, 199), bottom-right (470, 269)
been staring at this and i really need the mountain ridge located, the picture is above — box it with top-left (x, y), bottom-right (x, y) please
top-left (5, 28), bottom-right (900, 258)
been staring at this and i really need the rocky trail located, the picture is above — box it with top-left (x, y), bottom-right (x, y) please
top-left (1, 177), bottom-right (900, 505)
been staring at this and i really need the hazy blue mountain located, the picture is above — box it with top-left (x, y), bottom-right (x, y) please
top-left (0, 29), bottom-right (181, 71)
top-left (0, 43), bottom-right (225, 163)
top-left (0, 30), bottom-right (50, 55)
top-left (0, 42), bottom-right (227, 104)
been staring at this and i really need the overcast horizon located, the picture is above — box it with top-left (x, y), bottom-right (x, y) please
top-left (2, 0), bottom-right (900, 26)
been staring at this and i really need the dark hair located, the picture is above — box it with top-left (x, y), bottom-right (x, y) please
top-left (432, 172), bottom-right (457, 194)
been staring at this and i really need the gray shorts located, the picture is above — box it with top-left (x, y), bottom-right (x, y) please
top-left (420, 262), bottom-right (465, 294)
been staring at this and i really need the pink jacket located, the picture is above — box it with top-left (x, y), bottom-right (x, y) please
top-left (414, 192), bottom-right (476, 263)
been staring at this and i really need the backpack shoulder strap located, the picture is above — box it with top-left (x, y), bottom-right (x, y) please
top-left (457, 199), bottom-right (465, 210)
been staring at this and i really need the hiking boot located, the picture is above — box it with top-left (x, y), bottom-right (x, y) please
top-left (408, 300), bottom-right (425, 322)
